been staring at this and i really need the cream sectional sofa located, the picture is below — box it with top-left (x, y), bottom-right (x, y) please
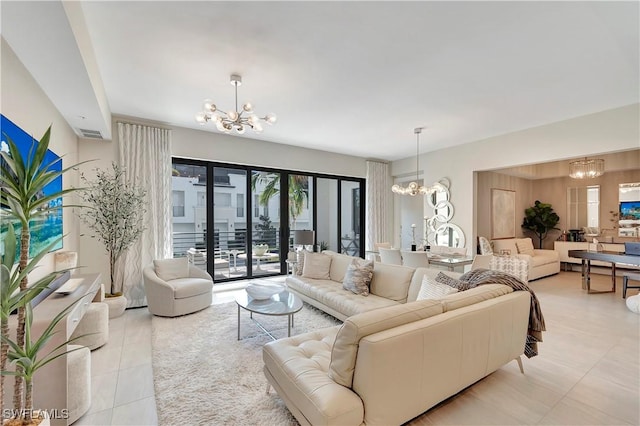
top-left (265, 266), bottom-right (531, 426)
top-left (285, 250), bottom-right (422, 321)
top-left (491, 237), bottom-right (560, 280)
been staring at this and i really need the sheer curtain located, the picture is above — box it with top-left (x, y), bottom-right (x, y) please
top-left (366, 161), bottom-right (391, 251)
top-left (117, 122), bottom-right (172, 308)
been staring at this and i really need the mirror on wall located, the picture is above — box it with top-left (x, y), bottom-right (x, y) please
top-left (425, 178), bottom-right (465, 248)
top-left (619, 182), bottom-right (640, 237)
top-left (567, 185), bottom-right (599, 232)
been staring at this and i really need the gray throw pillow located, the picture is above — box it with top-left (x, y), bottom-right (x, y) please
top-left (435, 271), bottom-right (474, 291)
top-left (342, 258), bottom-right (374, 296)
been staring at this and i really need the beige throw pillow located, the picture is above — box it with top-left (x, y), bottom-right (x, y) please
top-left (417, 275), bottom-right (459, 300)
top-left (154, 257), bottom-right (189, 281)
top-left (342, 258), bottom-right (373, 296)
top-left (301, 252), bottom-right (332, 279)
top-left (516, 238), bottom-right (535, 255)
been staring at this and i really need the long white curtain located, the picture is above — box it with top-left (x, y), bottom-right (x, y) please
top-left (366, 161), bottom-right (391, 251)
top-left (117, 122), bottom-right (172, 308)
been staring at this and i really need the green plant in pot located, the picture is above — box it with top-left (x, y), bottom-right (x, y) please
top-left (1, 226), bottom-right (85, 426)
top-left (78, 162), bottom-right (147, 317)
top-left (522, 200), bottom-right (560, 249)
top-left (0, 126), bottom-right (85, 424)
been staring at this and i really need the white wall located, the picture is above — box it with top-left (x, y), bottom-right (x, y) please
top-left (391, 103), bottom-right (640, 253)
top-left (1, 38), bottom-right (81, 280)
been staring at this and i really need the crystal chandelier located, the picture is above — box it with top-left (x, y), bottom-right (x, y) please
top-left (569, 158), bottom-right (604, 179)
top-left (392, 127), bottom-right (441, 196)
top-left (195, 74), bottom-right (276, 134)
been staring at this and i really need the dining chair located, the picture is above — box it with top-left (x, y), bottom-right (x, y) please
top-left (401, 251), bottom-right (430, 268)
top-left (378, 248), bottom-right (402, 265)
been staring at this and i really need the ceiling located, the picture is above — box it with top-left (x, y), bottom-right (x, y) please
top-left (2, 1), bottom-right (638, 161)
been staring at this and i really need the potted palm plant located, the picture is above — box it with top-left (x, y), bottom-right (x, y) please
top-left (0, 125), bottom-right (85, 425)
top-left (1, 225), bottom-right (84, 426)
top-left (77, 162), bottom-right (147, 318)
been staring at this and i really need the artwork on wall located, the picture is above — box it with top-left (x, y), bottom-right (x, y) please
top-left (491, 188), bottom-right (516, 239)
top-left (0, 114), bottom-right (63, 259)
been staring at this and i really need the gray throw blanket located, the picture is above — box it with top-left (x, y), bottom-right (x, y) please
top-left (457, 269), bottom-right (546, 358)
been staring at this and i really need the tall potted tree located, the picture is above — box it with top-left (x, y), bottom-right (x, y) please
top-left (0, 125), bottom-right (85, 425)
top-left (522, 200), bottom-right (560, 249)
top-left (78, 162), bottom-right (147, 318)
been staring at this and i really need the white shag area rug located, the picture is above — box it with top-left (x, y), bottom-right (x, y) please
top-left (151, 301), bottom-right (341, 425)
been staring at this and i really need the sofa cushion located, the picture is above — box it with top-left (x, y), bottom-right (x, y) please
top-left (516, 238), bottom-right (535, 255)
top-left (167, 278), bottom-right (213, 299)
top-left (154, 257), bottom-right (189, 281)
top-left (287, 277), bottom-right (398, 317)
top-left (342, 258), bottom-right (373, 296)
top-left (369, 263), bottom-right (415, 302)
top-left (440, 284), bottom-right (513, 312)
top-left (491, 239), bottom-right (519, 256)
top-left (263, 326), bottom-right (365, 425)
top-left (417, 275), bottom-right (458, 300)
top-left (531, 249), bottom-right (560, 266)
top-left (435, 271), bottom-right (475, 291)
top-left (295, 250), bottom-right (311, 276)
top-left (329, 252), bottom-right (357, 282)
top-left (329, 299), bottom-right (443, 387)
top-left (302, 253), bottom-right (332, 279)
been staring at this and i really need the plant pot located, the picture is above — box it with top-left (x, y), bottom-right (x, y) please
top-left (104, 295), bottom-right (127, 318)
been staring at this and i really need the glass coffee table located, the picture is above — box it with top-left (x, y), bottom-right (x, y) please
top-left (236, 288), bottom-right (303, 340)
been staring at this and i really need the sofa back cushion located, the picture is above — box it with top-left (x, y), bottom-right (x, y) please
top-left (302, 253), bottom-right (332, 279)
top-left (369, 263), bottom-right (415, 302)
top-left (329, 299), bottom-right (443, 387)
top-left (328, 252), bottom-right (357, 282)
top-left (440, 284), bottom-right (513, 312)
top-left (516, 238), bottom-right (535, 255)
top-left (491, 238), bottom-right (519, 256)
top-left (154, 257), bottom-right (189, 281)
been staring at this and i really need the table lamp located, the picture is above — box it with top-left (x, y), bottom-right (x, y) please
top-left (294, 230), bottom-right (315, 251)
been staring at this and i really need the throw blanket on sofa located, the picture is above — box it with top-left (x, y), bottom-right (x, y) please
top-left (456, 269), bottom-right (546, 358)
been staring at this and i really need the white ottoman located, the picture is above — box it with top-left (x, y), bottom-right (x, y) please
top-left (70, 302), bottom-right (109, 350)
top-left (67, 344), bottom-right (91, 424)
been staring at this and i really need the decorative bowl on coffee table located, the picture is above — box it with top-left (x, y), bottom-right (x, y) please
top-left (246, 281), bottom-right (284, 300)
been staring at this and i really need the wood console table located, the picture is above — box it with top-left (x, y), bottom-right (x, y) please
top-left (3, 273), bottom-right (102, 426)
top-left (568, 250), bottom-right (640, 294)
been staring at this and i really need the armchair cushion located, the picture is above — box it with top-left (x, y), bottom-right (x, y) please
top-left (169, 278), bottom-right (214, 299)
top-left (154, 257), bottom-right (189, 281)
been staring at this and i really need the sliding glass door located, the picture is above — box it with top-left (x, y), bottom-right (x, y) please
top-left (172, 158), bottom-right (364, 283)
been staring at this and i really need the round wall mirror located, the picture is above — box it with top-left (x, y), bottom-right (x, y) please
top-left (427, 185), bottom-right (450, 209)
top-left (434, 223), bottom-right (466, 248)
top-left (434, 200), bottom-right (454, 222)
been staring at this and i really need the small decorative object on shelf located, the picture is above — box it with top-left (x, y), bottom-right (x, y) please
top-left (411, 224), bottom-right (417, 251)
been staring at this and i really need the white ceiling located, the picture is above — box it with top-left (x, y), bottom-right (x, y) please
top-left (2, 1), bottom-right (639, 161)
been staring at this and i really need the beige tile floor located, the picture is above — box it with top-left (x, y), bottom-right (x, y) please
top-left (74, 271), bottom-right (639, 425)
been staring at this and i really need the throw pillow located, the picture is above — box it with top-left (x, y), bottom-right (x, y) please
top-left (302, 252), bottom-right (332, 279)
top-left (295, 250), bottom-right (308, 276)
top-left (417, 275), bottom-right (459, 300)
top-left (154, 257), bottom-right (189, 281)
top-left (342, 258), bottom-right (374, 296)
top-left (435, 271), bottom-right (475, 291)
top-left (516, 238), bottom-right (535, 256)
top-left (478, 236), bottom-right (493, 255)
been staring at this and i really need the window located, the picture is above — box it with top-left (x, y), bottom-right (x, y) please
top-left (197, 191), bottom-right (206, 207)
top-left (172, 190), bottom-right (185, 217)
top-left (254, 194), bottom-right (260, 217)
top-left (236, 194), bottom-right (244, 217)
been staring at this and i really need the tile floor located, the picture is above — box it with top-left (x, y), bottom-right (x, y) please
top-left (75, 271), bottom-right (639, 425)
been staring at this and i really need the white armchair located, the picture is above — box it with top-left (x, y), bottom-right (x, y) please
top-left (143, 257), bottom-right (213, 317)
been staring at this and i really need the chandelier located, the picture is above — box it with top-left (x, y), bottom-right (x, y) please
top-left (569, 157), bottom-right (604, 179)
top-left (392, 127), bottom-right (440, 196)
top-left (195, 74), bottom-right (276, 134)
